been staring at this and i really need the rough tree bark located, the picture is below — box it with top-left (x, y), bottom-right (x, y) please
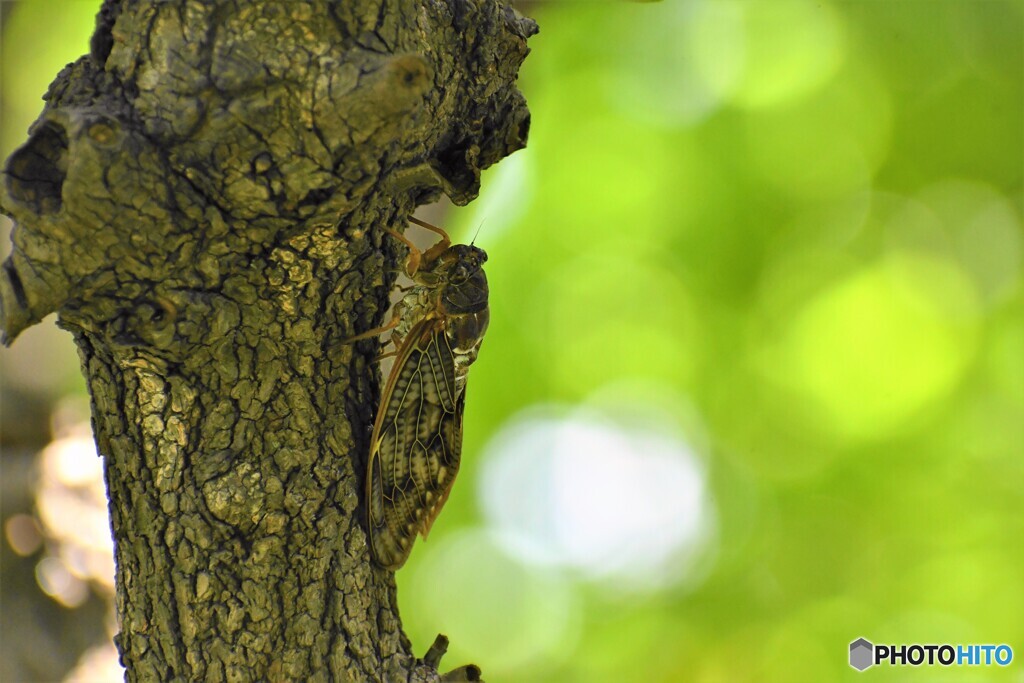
top-left (0, 1), bottom-right (534, 680)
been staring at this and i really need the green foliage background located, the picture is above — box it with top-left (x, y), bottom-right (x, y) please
top-left (2, 1), bottom-right (1021, 681)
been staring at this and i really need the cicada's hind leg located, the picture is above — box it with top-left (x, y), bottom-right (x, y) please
top-left (408, 216), bottom-right (452, 265)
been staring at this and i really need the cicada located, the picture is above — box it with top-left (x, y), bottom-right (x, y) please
top-left (350, 217), bottom-right (489, 569)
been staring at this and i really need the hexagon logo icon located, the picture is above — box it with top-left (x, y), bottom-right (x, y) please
top-left (850, 638), bottom-right (874, 671)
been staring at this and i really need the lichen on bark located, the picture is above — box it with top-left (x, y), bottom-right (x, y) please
top-left (0, 0), bottom-right (535, 680)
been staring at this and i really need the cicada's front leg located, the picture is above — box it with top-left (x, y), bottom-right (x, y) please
top-left (408, 216), bottom-right (452, 267)
top-left (386, 217), bottom-right (452, 277)
top-left (384, 226), bottom-right (424, 277)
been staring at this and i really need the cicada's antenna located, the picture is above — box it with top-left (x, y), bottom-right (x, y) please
top-left (470, 219), bottom-right (486, 247)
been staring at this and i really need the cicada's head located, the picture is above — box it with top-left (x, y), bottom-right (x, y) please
top-left (436, 244), bottom-right (488, 314)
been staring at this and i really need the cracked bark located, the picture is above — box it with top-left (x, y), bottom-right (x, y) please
top-left (0, 1), bottom-right (534, 681)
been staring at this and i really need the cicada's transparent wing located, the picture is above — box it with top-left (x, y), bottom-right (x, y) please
top-left (366, 320), bottom-right (465, 569)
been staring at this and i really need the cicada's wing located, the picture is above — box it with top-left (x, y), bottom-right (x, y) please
top-left (366, 320), bottom-right (465, 569)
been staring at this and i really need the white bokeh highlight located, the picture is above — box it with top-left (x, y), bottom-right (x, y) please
top-left (479, 404), bottom-right (715, 591)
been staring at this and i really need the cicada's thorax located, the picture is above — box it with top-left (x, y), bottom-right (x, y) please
top-left (436, 244), bottom-right (489, 393)
top-left (393, 243), bottom-right (489, 392)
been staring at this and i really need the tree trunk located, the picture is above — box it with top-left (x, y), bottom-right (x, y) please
top-left (0, 1), bottom-right (535, 680)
